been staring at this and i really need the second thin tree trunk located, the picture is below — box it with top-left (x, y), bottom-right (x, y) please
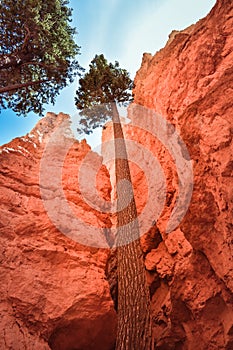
top-left (112, 102), bottom-right (152, 350)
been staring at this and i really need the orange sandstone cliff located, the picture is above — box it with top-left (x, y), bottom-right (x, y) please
top-left (133, 0), bottom-right (233, 347)
top-left (0, 113), bottom-right (116, 350)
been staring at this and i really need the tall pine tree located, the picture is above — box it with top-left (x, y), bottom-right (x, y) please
top-left (75, 54), bottom-right (152, 350)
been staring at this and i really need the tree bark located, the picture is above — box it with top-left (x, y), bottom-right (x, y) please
top-left (112, 102), bottom-right (152, 350)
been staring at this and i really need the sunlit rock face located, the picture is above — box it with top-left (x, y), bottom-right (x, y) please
top-left (103, 0), bottom-right (233, 348)
top-left (0, 112), bottom-right (116, 350)
top-left (132, 0), bottom-right (233, 348)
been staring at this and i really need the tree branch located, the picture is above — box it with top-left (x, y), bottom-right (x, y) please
top-left (20, 61), bottom-right (58, 71)
top-left (0, 52), bottom-right (35, 70)
top-left (0, 79), bottom-right (48, 93)
top-left (21, 26), bottom-right (32, 51)
top-left (0, 26), bottom-right (38, 70)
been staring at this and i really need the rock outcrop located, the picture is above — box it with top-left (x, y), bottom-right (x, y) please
top-left (131, 0), bottom-right (233, 348)
top-left (0, 113), bottom-right (116, 350)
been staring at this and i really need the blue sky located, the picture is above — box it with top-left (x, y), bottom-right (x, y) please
top-left (0, 0), bottom-right (216, 146)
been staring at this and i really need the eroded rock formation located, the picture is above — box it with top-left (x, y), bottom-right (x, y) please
top-left (0, 113), bottom-right (116, 350)
top-left (134, 0), bottom-right (233, 348)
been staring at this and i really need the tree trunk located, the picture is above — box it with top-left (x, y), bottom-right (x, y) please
top-left (112, 102), bottom-right (152, 350)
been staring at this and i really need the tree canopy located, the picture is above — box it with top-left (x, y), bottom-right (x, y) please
top-left (0, 0), bottom-right (81, 115)
top-left (75, 54), bottom-right (133, 134)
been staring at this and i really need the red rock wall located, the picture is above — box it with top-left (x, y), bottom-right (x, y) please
top-left (131, 0), bottom-right (233, 348)
top-left (0, 113), bottom-right (116, 350)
